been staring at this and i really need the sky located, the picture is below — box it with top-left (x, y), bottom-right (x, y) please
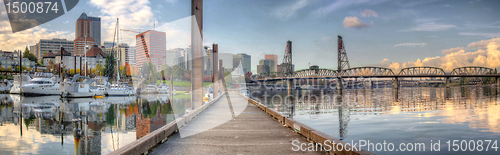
top-left (1, 0), bottom-right (500, 73)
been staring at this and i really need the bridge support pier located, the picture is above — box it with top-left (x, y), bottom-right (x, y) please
top-left (496, 77), bottom-right (500, 87)
top-left (337, 77), bottom-right (343, 91)
top-left (446, 77), bottom-right (450, 88)
top-left (393, 78), bottom-right (399, 89)
top-left (365, 79), bottom-right (372, 89)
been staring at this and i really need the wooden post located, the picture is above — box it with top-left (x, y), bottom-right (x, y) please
top-left (190, 0), bottom-right (203, 109)
top-left (212, 44), bottom-right (218, 97)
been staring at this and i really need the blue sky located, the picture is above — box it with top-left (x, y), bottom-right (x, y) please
top-left (1, 0), bottom-right (500, 72)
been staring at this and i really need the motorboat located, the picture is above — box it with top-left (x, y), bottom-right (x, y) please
top-left (157, 83), bottom-right (169, 94)
top-left (144, 84), bottom-right (158, 94)
top-left (106, 84), bottom-right (135, 96)
top-left (0, 79), bottom-right (13, 92)
top-left (10, 74), bottom-right (32, 94)
top-left (20, 72), bottom-right (60, 96)
top-left (60, 74), bottom-right (105, 98)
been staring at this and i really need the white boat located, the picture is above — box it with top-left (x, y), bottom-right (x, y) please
top-left (157, 83), bottom-right (169, 94)
top-left (10, 74), bottom-right (32, 94)
top-left (106, 84), bottom-right (135, 96)
top-left (0, 79), bottom-right (13, 92)
top-left (144, 84), bottom-right (158, 94)
top-left (20, 72), bottom-right (60, 96)
top-left (60, 74), bottom-right (105, 98)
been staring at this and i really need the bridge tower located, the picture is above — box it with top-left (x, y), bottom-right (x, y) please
top-left (337, 35), bottom-right (350, 91)
top-left (282, 40), bottom-right (293, 76)
top-left (337, 35), bottom-right (350, 72)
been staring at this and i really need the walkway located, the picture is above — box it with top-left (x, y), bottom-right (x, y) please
top-left (150, 92), bottom-right (325, 154)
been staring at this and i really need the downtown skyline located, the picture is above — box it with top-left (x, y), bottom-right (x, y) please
top-left (1, 0), bottom-right (500, 72)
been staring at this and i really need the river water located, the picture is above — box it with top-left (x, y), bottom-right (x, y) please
top-left (0, 94), bottom-right (190, 155)
top-left (250, 86), bottom-right (500, 154)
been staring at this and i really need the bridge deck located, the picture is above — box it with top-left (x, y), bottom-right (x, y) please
top-left (150, 92), bottom-right (324, 154)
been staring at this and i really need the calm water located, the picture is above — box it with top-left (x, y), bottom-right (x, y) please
top-left (0, 94), bottom-right (190, 155)
top-left (250, 86), bottom-right (500, 154)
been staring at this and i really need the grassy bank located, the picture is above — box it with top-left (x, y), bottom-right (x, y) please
top-left (161, 80), bottom-right (213, 87)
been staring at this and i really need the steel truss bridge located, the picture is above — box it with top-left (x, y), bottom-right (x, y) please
top-left (253, 66), bottom-right (499, 81)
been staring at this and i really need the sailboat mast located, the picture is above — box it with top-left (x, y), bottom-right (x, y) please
top-left (116, 18), bottom-right (120, 83)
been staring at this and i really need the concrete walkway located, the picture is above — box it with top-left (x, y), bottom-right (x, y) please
top-left (150, 93), bottom-right (325, 154)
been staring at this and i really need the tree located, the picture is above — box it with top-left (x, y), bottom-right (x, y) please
top-left (171, 65), bottom-right (186, 80)
top-left (23, 46), bottom-right (37, 63)
top-left (103, 54), bottom-right (116, 78)
top-left (96, 63), bottom-right (103, 73)
top-left (141, 62), bottom-right (158, 83)
top-left (47, 59), bottom-right (54, 73)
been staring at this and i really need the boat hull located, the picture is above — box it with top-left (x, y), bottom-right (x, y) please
top-left (21, 84), bottom-right (60, 96)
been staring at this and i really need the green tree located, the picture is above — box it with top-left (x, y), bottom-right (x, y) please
top-left (96, 63), bottom-right (103, 73)
top-left (103, 54), bottom-right (116, 78)
top-left (141, 62), bottom-right (158, 83)
top-left (22, 46), bottom-right (37, 63)
top-left (171, 65), bottom-right (185, 80)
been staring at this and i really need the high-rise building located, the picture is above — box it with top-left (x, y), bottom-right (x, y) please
top-left (36, 38), bottom-right (74, 59)
top-left (29, 44), bottom-right (37, 58)
top-left (101, 41), bottom-right (116, 49)
top-left (135, 30), bottom-right (166, 71)
top-left (117, 43), bottom-right (128, 67)
top-left (233, 53), bottom-right (251, 73)
top-left (74, 12), bottom-right (96, 56)
top-left (88, 16), bottom-right (101, 47)
top-left (265, 54), bottom-right (278, 72)
top-left (257, 59), bottom-right (274, 74)
top-left (166, 48), bottom-right (183, 67)
top-left (219, 53), bottom-right (234, 71)
top-left (127, 46), bottom-right (136, 66)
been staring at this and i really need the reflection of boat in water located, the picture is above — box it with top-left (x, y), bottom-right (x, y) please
top-left (21, 72), bottom-right (60, 96)
top-left (105, 96), bottom-right (137, 104)
top-left (60, 74), bottom-right (105, 98)
top-left (20, 96), bottom-right (60, 118)
top-left (10, 74), bottom-right (32, 94)
top-left (140, 94), bottom-right (170, 103)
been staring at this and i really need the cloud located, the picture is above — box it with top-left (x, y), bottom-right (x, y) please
top-left (165, 0), bottom-right (178, 4)
top-left (376, 38), bottom-right (500, 72)
top-left (315, 0), bottom-right (389, 17)
top-left (393, 43), bottom-right (427, 47)
top-left (273, 0), bottom-right (311, 19)
top-left (441, 47), bottom-right (464, 55)
top-left (409, 22), bottom-right (456, 31)
top-left (361, 9), bottom-right (378, 17)
top-left (0, 8), bottom-right (72, 51)
top-left (343, 16), bottom-right (372, 29)
top-left (466, 37), bottom-right (500, 49)
top-left (156, 16), bottom-right (192, 50)
top-left (89, 0), bottom-right (154, 45)
top-left (459, 32), bottom-right (500, 38)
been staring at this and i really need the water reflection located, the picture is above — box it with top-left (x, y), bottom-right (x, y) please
top-left (0, 94), bottom-right (190, 155)
top-left (251, 86), bottom-right (500, 154)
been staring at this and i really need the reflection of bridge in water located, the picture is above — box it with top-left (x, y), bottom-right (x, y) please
top-left (255, 86), bottom-right (500, 140)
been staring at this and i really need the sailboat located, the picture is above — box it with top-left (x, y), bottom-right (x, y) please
top-left (106, 18), bottom-right (136, 96)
